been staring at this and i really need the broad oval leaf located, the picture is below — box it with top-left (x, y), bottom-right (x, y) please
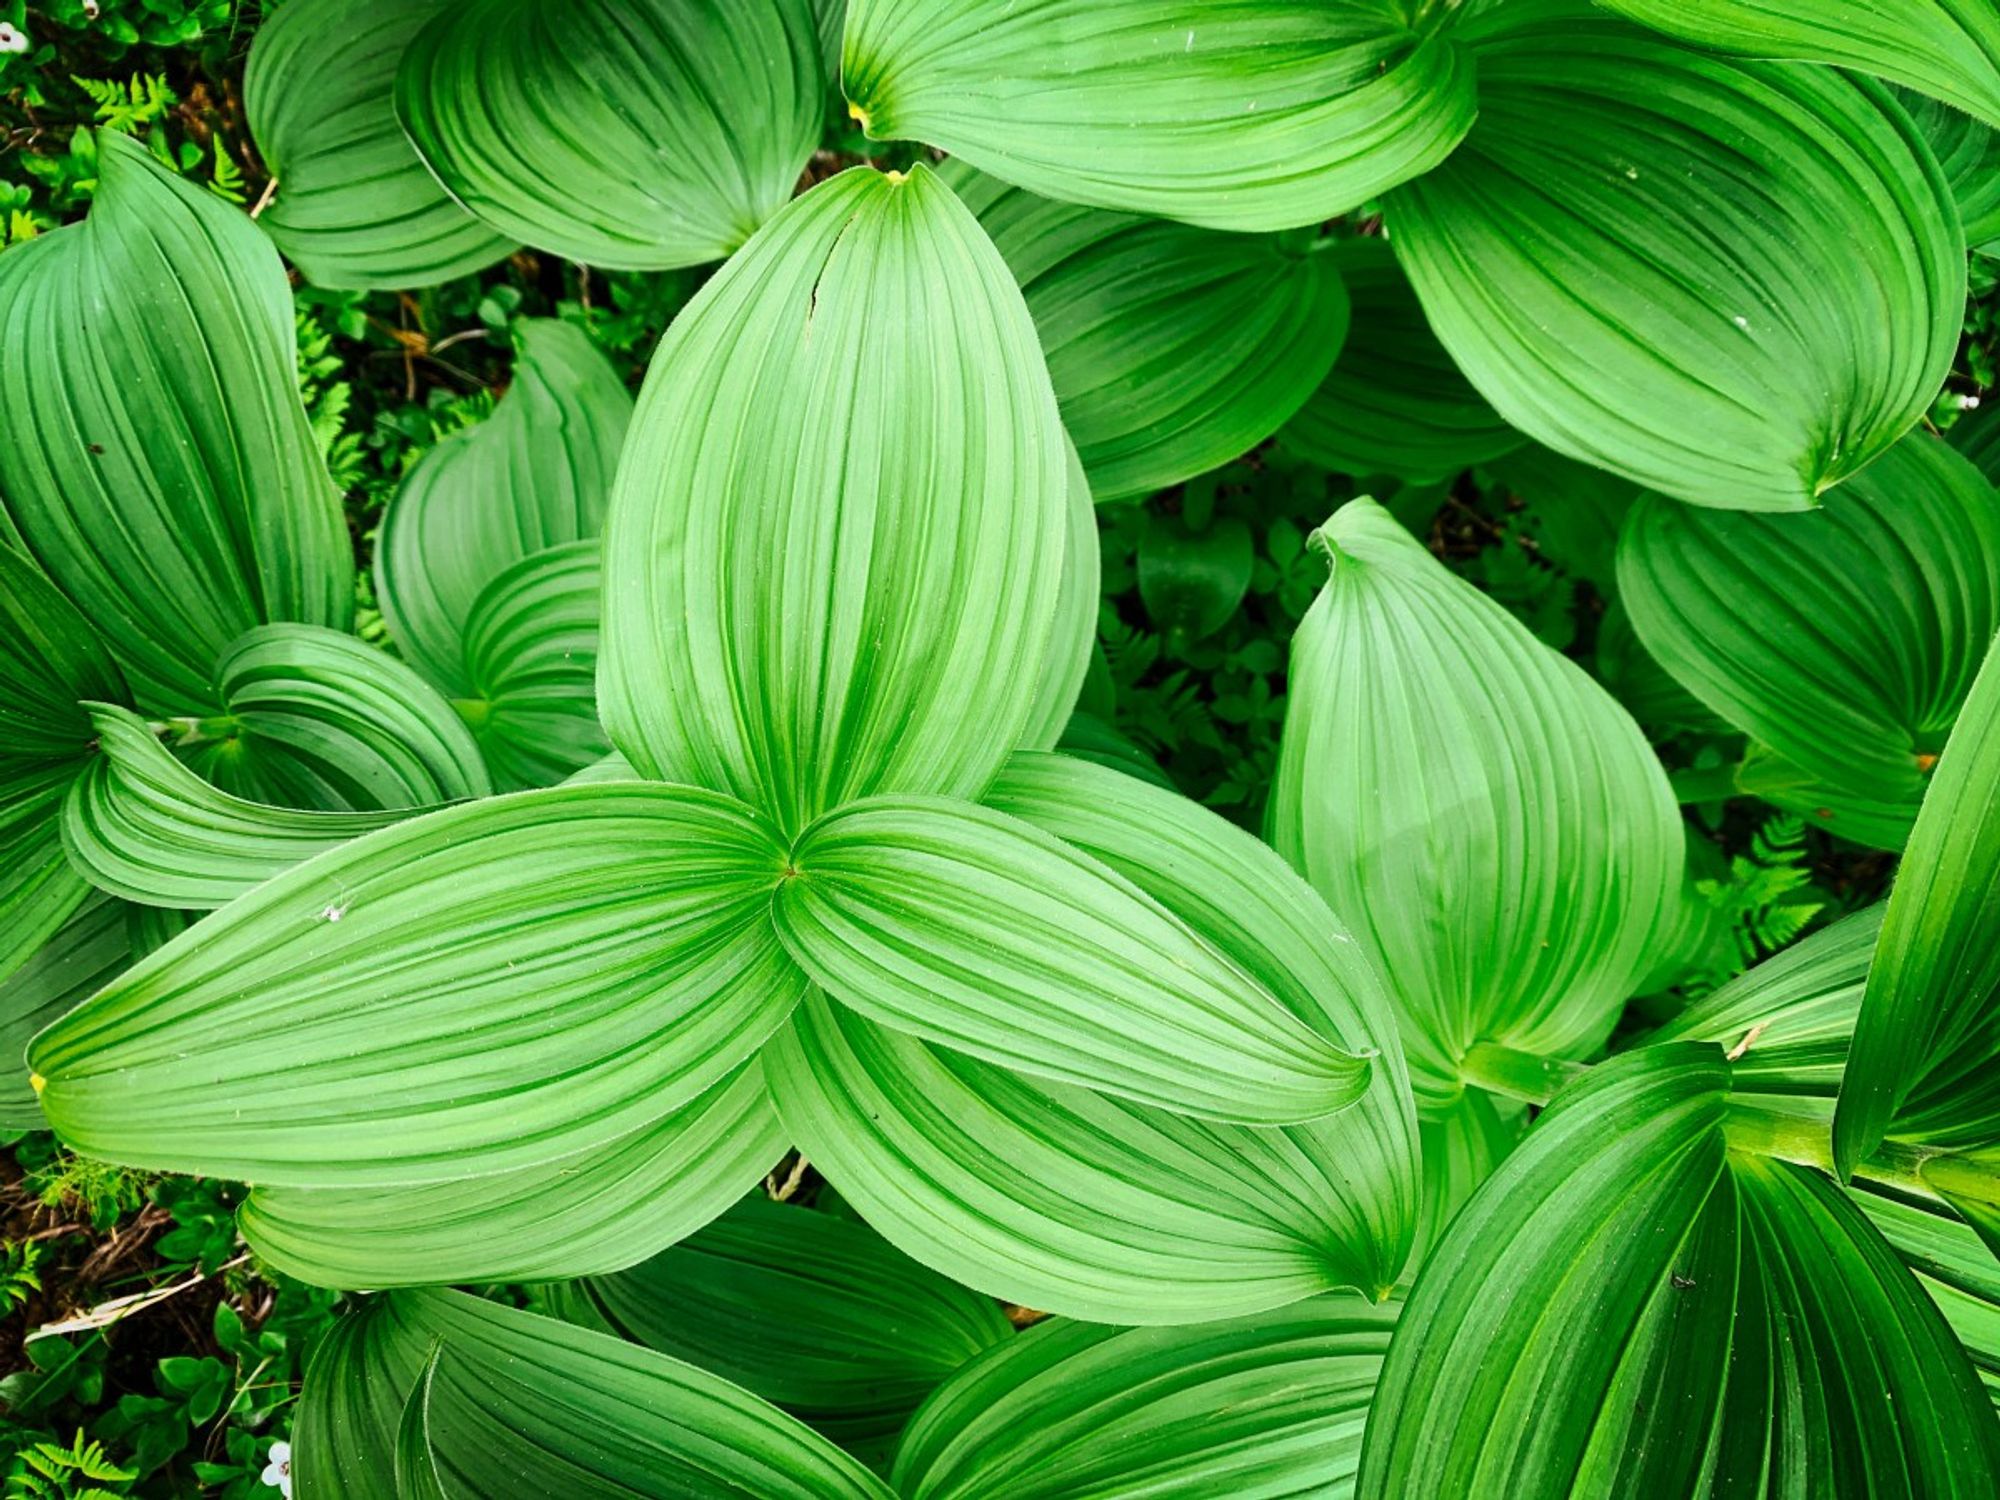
top-left (240, 1063), bottom-right (785, 1288)
top-left (376, 318), bottom-right (630, 700)
top-left (1620, 432), bottom-right (2000, 849)
top-left (1270, 498), bottom-right (1683, 1106)
top-left (243, 0), bottom-right (516, 289)
top-left (0, 131), bottom-right (352, 713)
top-left (1280, 237), bottom-right (1524, 484)
top-left (1387, 8), bottom-right (1963, 511)
top-left (0, 894), bottom-right (132, 1129)
top-left (1598, 0), bottom-right (2000, 129)
top-left (842, 0), bottom-right (1476, 233)
top-left (599, 166), bottom-right (1067, 836)
top-left (889, 1295), bottom-right (1395, 1499)
top-left (395, 0), bottom-right (825, 270)
top-left (942, 161), bottom-right (1349, 502)
top-left (774, 794), bottom-right (1370, 1126)
top-left (30, 783), bottom-right (803, 1186)
top-left (1020, 442), bottom-right (1100, 753)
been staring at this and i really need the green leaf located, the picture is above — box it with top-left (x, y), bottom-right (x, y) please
top-left (0, 895), bottom-right (131, 1130)
top-left (1900, 86), bottom-right (2000, 248)
top-left (1357, 1046), bottom-right (2000, 1496)
top-left (239, 1062), bottom-right (785, 1288)
top-left (0, 131), bottom-right (353, 713)
top-left (1020, 442), bottom-right (1100, 753)
top-left (1270, 499), bottom-right (1683, 1106)
top-left (458, 541), bottom-right (611, 791)
top-left (1409, 1088), bottom-right (1523, 1275)
top-left (375, 319), bottom-right (630, 700)
top-left (941, 161), bottom-right (1349, 501)
top-left (599, 166), bottom-right (1068, 837)
top-left (1598, 0), bottom-right (2000, 128)
top-left (888, 1294), bottom-right (1395, 1499)
top-left (1137, 514), bottom-right (1254, 648)
top-left (774, 795), bottom-right (1371, 1126)
top-left (395, 0), bottom-right (826, 270)
top-left (243, 0), bottom-right (517, 289)
top-left (309, 1290), bottom-right (896, 1500)
top-left (176, 624), bottom-right (492, 811)
top-left (1620, 433), bottom-right (2000, 850)
top-left (1836, 632), bottom-right (2000, 1178)
top-left (29, 783), bottom-right (804, 1186)
top-left (842, 1), bottom-right (1476, 233)
top-left (1386, 6), bottom-right (1963, 511)
top-left (562, 1197), bottom-right (1012, 1463)
top-left (1280, 237), bottom-right (1524, 484)
top-left (1859, 1183), bottom-right (2000, 1406)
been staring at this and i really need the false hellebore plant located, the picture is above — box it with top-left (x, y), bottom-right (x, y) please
top-left (6, 0), bottom-right (2000, 1494)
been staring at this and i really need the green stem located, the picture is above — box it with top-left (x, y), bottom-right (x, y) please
top-left (1458, 1041), bottom-right (1585, 1107)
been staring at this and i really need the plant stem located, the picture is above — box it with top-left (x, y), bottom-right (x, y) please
top-left (1457, 1040), bottom-right (1584, 1107)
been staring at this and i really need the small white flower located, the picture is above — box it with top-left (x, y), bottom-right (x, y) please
top-left (261, 1440), bottom-right (293, 1498)
top-left (0, 21), bottom-right (31, 54)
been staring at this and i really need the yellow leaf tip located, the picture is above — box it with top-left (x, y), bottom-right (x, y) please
top-left (846, 99), bottom-right (871, 130)
top-left (883, 169), bottom-right (909, 185)
top-left (28, 1072), bottom-right (45, 1095)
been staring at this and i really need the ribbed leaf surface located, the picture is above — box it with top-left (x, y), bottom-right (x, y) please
top-left (0, 895), bottom-right (130, 1129)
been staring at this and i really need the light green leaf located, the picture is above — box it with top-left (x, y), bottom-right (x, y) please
top-left (1860, 1183), bottom-right (2000, 1406)
top-left (1598, 0), bottom-right (2000, 128)
top-left (376, 319), bottom-right (630, 700)
top-left (562, 1197), bottom-right (1012, 1463)
top-left (1271, 499), bottom-right (1683, 1106)
top-left (1594, 600), bottom-right (1734, 741)
top-left (0, 131), bottom-right (353, 713)
top-left (1357, 1046), bottom-right (2000, 1496)
top-left (1281, 237), bottom-right (1523, 484)
top-left (0, 895), bottom-right (131, 1130)
top-left (1386, 7), bottom-right (1963, 511)
top-left (395, 0), bottom-right (825, 270)
top-left (1620, 433), bottom-right (2000, 850)
top-left (29, 783), bottom-right (803, 1186)
top-left (1409, 1088), bottom-right (1523, 1275)
top-left (1020, 443), bottom-right (1099, 753)
top-left (239, 1062), bottom-right (785, 1288)
top-left (243, 0), bottom-right (516, 289)
top-left (889, 1295), bottom-right (1395, 1499)
top-left (599, 166), bottom-right (1067, 837)
top-left (941, 161), bottom-right (1348, 501)
top-left (1900, 86), bottom-right (2000, 248)
top-left (1836, 632), bottom-right (2000, 1178)
top-left (774, 795), bottom-right (1371, 1126)
top-left (176, 624), bottom-right (491, 812)
top-left (842, 1), bottom-right (1476, 233)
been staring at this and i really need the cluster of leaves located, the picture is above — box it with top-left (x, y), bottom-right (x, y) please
top-left (8, 1), bottom-right (2000, 1497)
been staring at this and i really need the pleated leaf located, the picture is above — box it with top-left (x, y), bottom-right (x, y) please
top-left (0, 131), bottom-right (352, 713)
top-left (889, 1295), bottom-right (1395, 1500)
top-left (1280, 237), bottom-right (1523, 484)
top-left (1836, 632), bottom-right (2000, 1178)
top-left (1902, 86), bottom-right (2000, 248)
top-left (1861, 1183), bottom-right (2000, 1405)
top-left (0, 895), bottom-right (131, 1129)
top-left (941, 161), bottom-right (1349, 502)
top-left (1620, 432), bottom-right (2000, 850)
top-left (599, 166), bottom-right (1067, 837)
top-left (1020, 442), bottom-right (1100, 752)
top-left (1386, 5), bottom-right (1963, 511)
top-left (395, 0), bottom-right (825, 270)
top-left (563, 1197), bottom-right (1012, 1462)
top-left (1599, 0), bottom-right (2000, 128)
top-left (243, 0), bottom-right (516, 289)
top-left (375, 318), bottom-right (630, 701)
top-left (775, 795), bottom-right (1370, 1126)
top-left (841, 0), bottom-right (1476, 233)
top-left (239, 1063), bottom-right (785, 1288)
top-left (1356, 1045), bottom-right (2000, 1497)
top-left (29, 783), bottom-right (804, 1186)
top-left (1270, 498), bottom-right (1683, 1107)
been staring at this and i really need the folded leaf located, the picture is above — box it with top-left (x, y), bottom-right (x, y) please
top-left (1409, 1089), bottom-right (1523, 1275)
top-left (600, 166), bottom-right (1067, 836)
top-left (889, 1295), bottom-right (1395, 1499)
top-left (942, 161), bottom-right (1348, 501)
top-left (1387, 8), bottom-right (1963, 511)
top-left (1860, 1183), bottom-right (2000, 1406)
top-left (30, 783), bottom-right (803, 1185)
top-left (775, 795), bottom-right (1369, 1126)
top-left (243, 0), bottom-right (516, 288)
top-left (1620, 433), bottom-right (2000, 850)
top-left (1020, 444), bottom-right (1100, 752)
top-left (177, 624), bottom-right (491, 811)
top-left (0, 894), bottom-right (131, 1130)
top-left (563, 1196), bottom-right (1012, 1463)
top-left (395, 0), bottom-right (825, 269)
top-left (1598, 0), bottom-right (2000, 129)
top-left (1836, 633), bottom-right (2000, 1177)
top-left (842, 0), bottom-right (1476, 233)
top-left (1901, 86), bottom-right (2000, 247)
top-left (1281, 238), bottom-right (1523, 483)
top-left (240, 1063), bottom-right (785, 1288)
top-left (376, 319), bottom-right (630, 699)
top-left (0, 131), bottom-right (352, 713)
top-left (1270, 499), bottom-right (1682, 1105)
